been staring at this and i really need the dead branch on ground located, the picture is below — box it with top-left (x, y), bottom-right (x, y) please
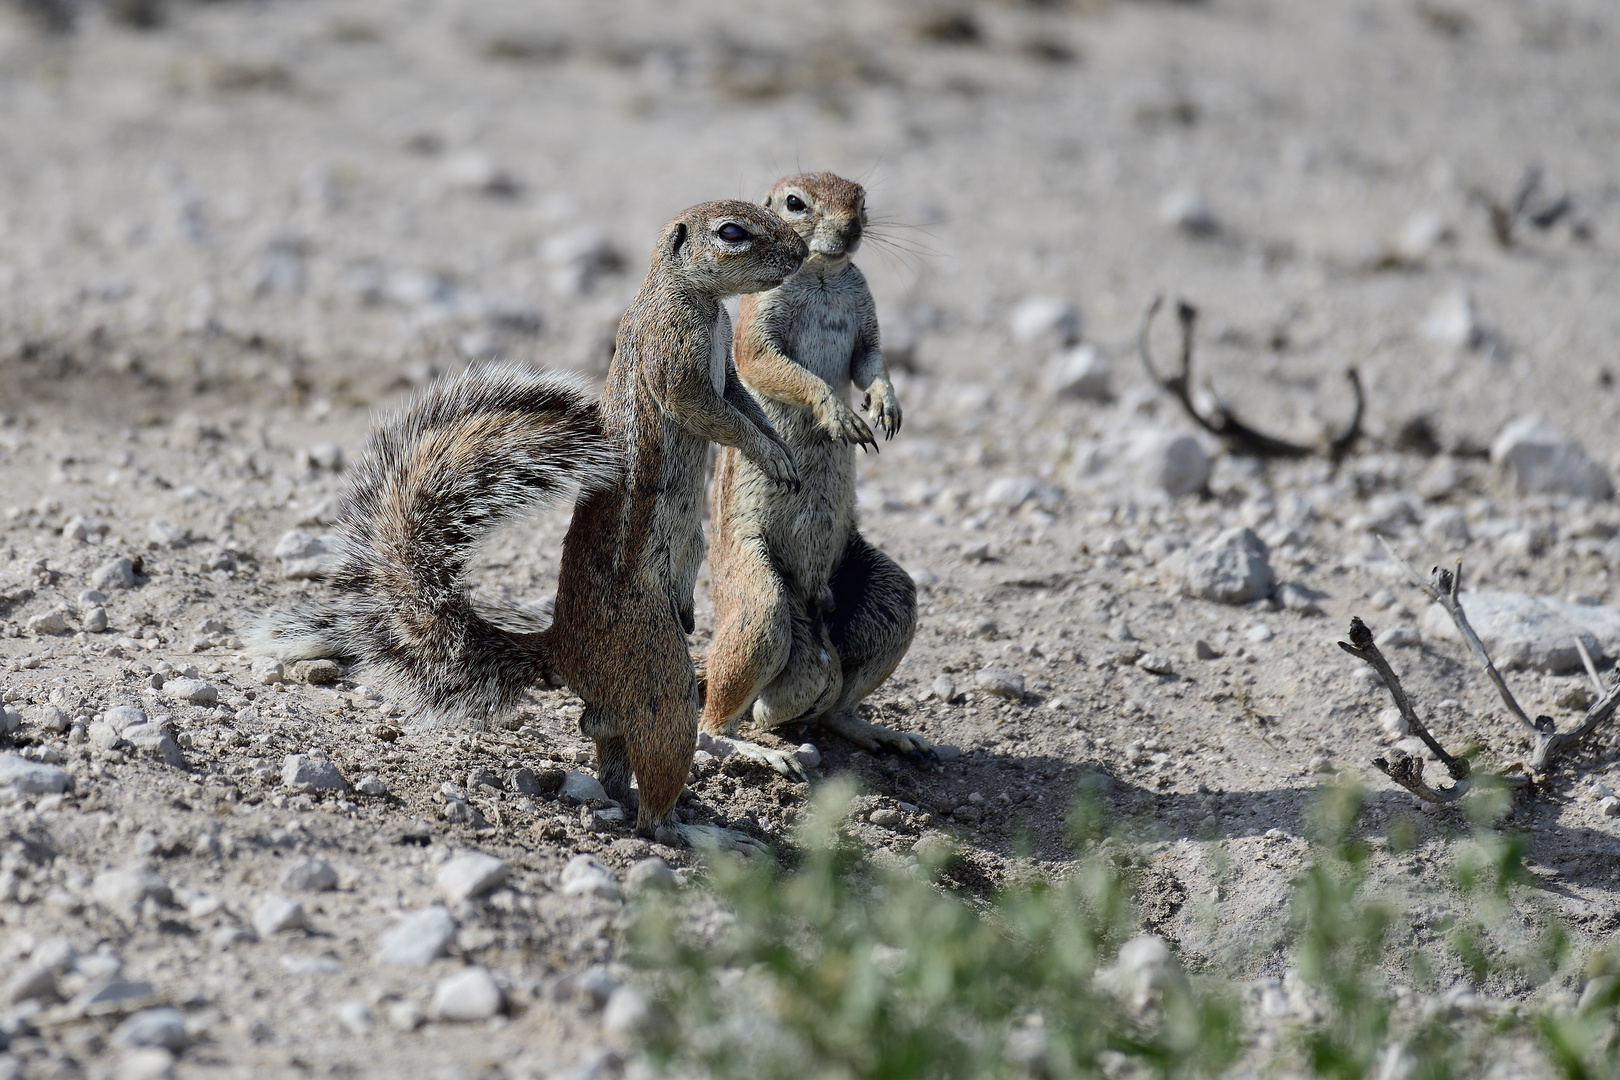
top-left (1345, 538), bottom-right (1620, 804)
top-left (1138, 295), bottom-right (1364, 461)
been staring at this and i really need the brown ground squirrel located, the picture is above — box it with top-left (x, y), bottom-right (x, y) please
top-left (255, 200), bottom-right (807, 842)
top-left (700, 172), bottom-right (931, 773)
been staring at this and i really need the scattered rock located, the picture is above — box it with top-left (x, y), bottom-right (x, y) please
top-left (973, 667), bottom-right (1025, 700)
top-left (794, 743), bottom-right (821, 769)
top-left (1246, 623), bottom-right (1274, 643)
top-left (145, 519), bottom-right (188, 549)
top-left (983, 476), bottom-right (1053, 512)
top-left (869, 807), bottom-right (901, 828)
top-left (375, 908), bottom-right (457, 967)
top-left (1375, 626), bottom-right (1421, 649)
top-left (1, 965), bottom-right (57, 1005)
top-left (252, 894), bottom-right (307, 935)
top-left (113, 1008), bottom-right (188, 1051)
top-left (1194, 639), bottom-right (1221, 660)
top-left (1137, 653), bottom-right (1176, 676)
top-left (1098, 934), bottom-right (1187, 1010)
top-left (602, 985), bottom-right (657, 1039)
top-left (104, 705), bottom-right (147, 731)
top-left (1043, 344), bottom-right (1111, 400)
top-left (1422, 287), bottom-right (1485, 350)
top-left (92, 557), bottom-right (137, 591)
top-left (0, 705), bottom-right (18, 737)
top-left (1158, 189), bottom-right (1218, 235)
top-left (1172, 527), bottom-right (1276, 605)
top-left (122, 724), bottom-right (185, 768)
top-left (161, 678), bottom-right (218, 705)
top-left (273, 531), bottom-right (340, 580)
top-left (250, 657), bottom-right (285, 685)
top-left (92, 864), bottom-right (171, 912)
top-left (560, 770), bottom-right (609, 804)
top-left (1421, 591), bottom-right (1620, 673)
top-left (116, 1047), bottom-right (175, 1080)
top-left (560, 855), bottom-right (620, 900)
top-left (354, 774), bottom-right (389, 797)
top-left (1129, 430), bottom-right (1212, 498)
top-left (82, 606), bottom-right (108, 633)
top-left (1490, 418), bottom-right (1612, 501)
top-left (27, 611), bottom-right (71, 635)
top-left (1276, 583), bottom-right (1326, 615)
top-left (436, 852), bottom-right (509, 904)
top-left (282, 753), bottom-right (349, 791)
top-left (431, 966), bottom-right (504, 1021)
top-left (27, 705), bottom-right (70, 733)
top-left (1391, 210), bottom-right (1451, 264)
top-left (929, 674), bottom-right (957, 703)
top-left (0, 754), bottom-right (74, 794)
top-left (1009, 296), bottom-right (1081, 346)
top-left (1378, 707), bottom-right (1409, 739)
top-left (292, 659), bottom-right (341, 685)
top-left (385, 1000), bottom-right (424, 1031)
top-left (539, 226), bottom-right (622, 294)
top-left (279, 858), bottom-right (338, 893)
top-left (625, 857), bottom-right (678, 895)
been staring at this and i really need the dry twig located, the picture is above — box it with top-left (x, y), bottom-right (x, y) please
top-left (1337, 616), bottom-right (1470, 803)
top-left (1375, 536), bottom-right (1620, 779)
top-left (1138, 295), bottom-right (1364, 461)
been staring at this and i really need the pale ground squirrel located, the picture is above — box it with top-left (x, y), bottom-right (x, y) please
top-left (700, 172), bottom-right (930, 775)
top-left (255, 200), bottom-right (807, 843)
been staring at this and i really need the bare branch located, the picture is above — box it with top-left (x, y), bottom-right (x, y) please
top-left (1528, 678), bottom-right (1620, 772)
top-left (1338, 616), bottom-right (1470, 802)
top-left (1576, 636), bottom-right (1605, 697)
top-left (1376, 537), bottom-right (1537, 736)
top-left (1138, 295), bottom-right (1364, 461)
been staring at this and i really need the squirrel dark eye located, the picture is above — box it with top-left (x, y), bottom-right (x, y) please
top-left (717, 223), bottom-right (749, 243)
top-left (784, 194), bottom-right (807, 212)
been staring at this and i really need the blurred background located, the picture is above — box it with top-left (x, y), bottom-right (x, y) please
top-left (0, 0), bottom-right (1614, 460)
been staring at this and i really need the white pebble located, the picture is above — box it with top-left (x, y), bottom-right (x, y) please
top-left (252, 894), bottom-right (307, 936)
top-left (435, 852), bottom-right (509, 904)
top-left (431, 966), bottom-right (504, 1022)
top-left (375, 907), bottom-right (457, 967)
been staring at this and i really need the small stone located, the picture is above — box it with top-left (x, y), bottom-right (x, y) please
top-left (79, 588), bottom-right (107, 605)
top-left (1246, 623), bottom-right (1274, 643)
top-left (538, 226), bottom-right (622, 294)
top-left (103, 705), bottom-right (147, 731)
top-left (569, 966), bottom-right (622, 1009)
top-left (1310, 755), bottom-right (1336, 774)
top-left (624, 857), bottom-right (677, 895)
top-left (0, 705), bottom-right (19, 737)
top-left (794, 743), bottom-right (821, 769)
top-left (375, 908), bottom-right (457, 967)
top-left (1391, 210), bottom-right (1451, 264)
top-left (1009, 296), bottom-right (1081, 346)
top-left (117, 1047), bottom-right (175, 1080)
top-left (282, 754), bottom-right (349, 791)
top-left (82, 607), bottom-right (108, 633)
top-left (93, 864), bottom-right (171, 912)
top-left (1043, 344), bottom-right (1111, 400)
top-left (601, 985), bottom-right (657, 1039)
top-left (292, 659), bottom-right (341, 685)
top-left (1129, 430), bottom-right (1212, 498)
top-left (444, 152), bottom-right (519, 196)
top-left (162, 678), bottom-right (218, 705)
top-left (1158, 189), bottom-right (1218, 235)
top-left (436, 852), bottom-right (509, 904)
top-left (929, 675), bottom-right (957, 703)
top-left (1378, 706), bottom-right (1409, 739)
top-left (0, 754), bottom-right (73, 794)
top-left (1422, 287), bottom-right (1485, 350)
top-left (1276, 583), bottom-right (1325, 616)
top-left (431, 966), bottom-right (504, 1022)
top-left (1101, 934), bottom-right (1185, 1010)
top-left (273, 531), bottom-right (340, 580)
top-left (1556, 684), bottom-right (1597, 711)
top-left (305, 443), bottom-right (344, 472)
top-left (934, 745), bottom-right (962, 762)
top-left (252, 894), bottom-right (307, 935)
top-left (146, 519), bottom-right (188, 549)
top-left (973, 667), bottom-right (1025, 701)
top-left (1137, 653), bottom-right (1176, 676)
top-left (250, 657), bottom-right (285, 685)
top-left (983, 476), bottom-right (1049, 512)
top-left (113, 1008), bottom-right (187, 1051)
top-left (92, 557), bottom-right (137, 591)
top-left (354, 774), bottom-right (389, 797)
top-left (385, 1000), bottom-right (423, 1031)
top-left (465, 766), bottom-right (500, 792)
top-left (868, 808), bottom-right (901, 829)
top-left (1172, 527), bottom-right (1276, 605)
top-left (1194, 639), bottom-right (1221, 660)
top-left (560, 854), bottom-right (621, 900)
top-left (334, 1000), bottom-right (371, 1037)
top-left (560, 770), bottom-right (609, 803)
top-left (122, 724), bottom-right (185, 768)
top-left (89, 722), bottom-right (125, 750)
top-left (1600, 797), bottom-right (1620, 818)
top-left (1490, 418), bottom-right (1612, 501)
top-left (1, 964), bottom-right (57, 1005)
top-left (74, 978), bottom-right (156, 1015)
top-left (27, 611), bottom-right (71, 636)
top-left (279, 858), bottom-right (338, 893)
top-left (26, 705), bottom-right (69, 733)
top-left (1375, 626), bottom-right (1421, 649)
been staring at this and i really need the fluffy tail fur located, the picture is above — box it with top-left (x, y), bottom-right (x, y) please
top-left (252, 365), bottom-right (620, 726)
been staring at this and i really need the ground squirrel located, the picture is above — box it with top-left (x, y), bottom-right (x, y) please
top-left (255, 200), bottom-right (807, 842)
top-left (700, 172), bottom-right (930, 772)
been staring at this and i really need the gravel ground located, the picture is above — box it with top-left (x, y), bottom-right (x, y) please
top-left (3, 0), bottom-right (1620, 1077)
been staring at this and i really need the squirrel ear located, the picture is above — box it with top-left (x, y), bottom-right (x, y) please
top-left (663, 221), bottom-right (689, 262)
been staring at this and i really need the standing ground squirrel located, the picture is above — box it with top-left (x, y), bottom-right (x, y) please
top-left (701, 173), bottom-right (931, 772)
top-left (254, 200), bottom-right (807, 842)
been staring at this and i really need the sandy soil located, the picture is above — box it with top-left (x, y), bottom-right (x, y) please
top-left (2, 0), bottom-right (1620, 1076)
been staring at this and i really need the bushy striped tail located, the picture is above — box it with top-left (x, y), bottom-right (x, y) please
top-left (252, 365), bottom-right (620, 728)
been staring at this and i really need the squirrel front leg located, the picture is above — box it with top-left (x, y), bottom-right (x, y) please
top-left (736, 312), bottom-right (876, 449)
top-left (648, 337), bottom-right (800, 490)
top-left (851, 299), bottom-right (902, 439)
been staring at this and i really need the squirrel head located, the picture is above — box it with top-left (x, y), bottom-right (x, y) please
top-left (762, 172), bottom-right (867, 268)
top-left (653, 201), bottom-right (807, 297)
